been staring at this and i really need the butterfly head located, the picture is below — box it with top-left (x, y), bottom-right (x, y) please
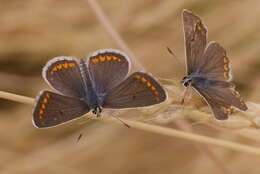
top-left (181, 76), bottom-right (192, 87)
top-left (92, 106), bottom-right (102, 117)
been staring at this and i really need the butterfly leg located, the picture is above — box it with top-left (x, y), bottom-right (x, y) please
top-left (181, 86), bottom-right (191, 105)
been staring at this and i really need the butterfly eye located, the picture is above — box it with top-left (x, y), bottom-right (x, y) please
top-left (181, 76), bottom-right (191, 87)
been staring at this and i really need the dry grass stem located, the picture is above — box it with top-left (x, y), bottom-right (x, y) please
top-left (1, 90), bottom-right (260, 156)
top-left (85, 0), bottom-right (144, 71)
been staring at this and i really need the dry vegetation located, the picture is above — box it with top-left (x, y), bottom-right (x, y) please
top-left (1, 0), bottom-right (260, 173)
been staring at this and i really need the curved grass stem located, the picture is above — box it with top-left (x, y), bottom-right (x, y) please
top-left (1, 90), bottom-right (260, 156)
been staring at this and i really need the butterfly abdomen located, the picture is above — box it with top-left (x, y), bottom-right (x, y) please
top-left (79, 59), bottom-right (101, 108)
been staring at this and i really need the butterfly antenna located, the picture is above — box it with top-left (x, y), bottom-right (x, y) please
top-left (166, 47), bottom-right (184, 68)
top-left (112, 115), bottom-right (131, 128)
top-left (77, 133), bottom-right (83, 142)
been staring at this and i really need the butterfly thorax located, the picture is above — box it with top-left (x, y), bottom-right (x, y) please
top-left (79, 59), bottom-right (103, 115)
top-left (182, 73), bottom-right (233, 90)
top-left (182, 74), bottom-right (210, 89)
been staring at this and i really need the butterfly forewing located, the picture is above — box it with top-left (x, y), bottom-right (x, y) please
top-left (102, 72), bottom-right (166, 109)
top-left (43, 57), bottom-right (85, 98)
top-left (88, 49), bottom-right (130, 97)
top-left (183, 9), bottom-right (207, 74)
top-left (199, 41), bottom-right (232, 81)
top-left (33, 90), bottom-right (90, 128)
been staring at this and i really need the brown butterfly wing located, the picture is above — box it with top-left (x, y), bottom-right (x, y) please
top-left (182, 9), bottom-right (207, 75)
top-left (102, 72), bottom-right (166, 109)
top-left (193, 81), bottom-right (247, 120)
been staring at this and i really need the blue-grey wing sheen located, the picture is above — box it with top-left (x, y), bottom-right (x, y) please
top-left (183, 9), bottom-right (207, 75)
top-left (33, 90), bottom-right (90, 128)
top-left (102, 72), bottom-right (166, 109)
top-left (87, 49), bottom-right (130, 99)
top-left (43, 57), bottom-right (85, 98)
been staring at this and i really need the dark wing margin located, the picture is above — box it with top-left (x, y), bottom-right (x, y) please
top-left (182, 9), bottom-right (207, 75)
top-left (43, 57), bottom-right (85, 98)
top-left (193, 83), bottom-right (247, 120)
top-left (87, 49), bottom-right (130, 97)
top-left (33, 90), bottom-right (90, 128)
top-left (102, 72), bottom-right (167, 109)
top-left (199, 41), bottom-right (232, 81)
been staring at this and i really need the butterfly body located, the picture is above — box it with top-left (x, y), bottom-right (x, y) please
top-left (33, 49), bottom-right (166, 128)
top-left (78, 58), bottom-right (102, 113)
top-left (182, 9), bottom-right (247, 120)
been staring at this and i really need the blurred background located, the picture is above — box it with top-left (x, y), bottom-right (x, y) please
top-left (0, 0), bottom-right (260, 173)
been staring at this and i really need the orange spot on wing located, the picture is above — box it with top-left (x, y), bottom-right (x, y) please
top-left (155, 97), bottom-right (160, 102)
top-left (154, 91), bottom-right (159, 95)
top-left (43, 98), bottom-right (48, 104)
top-left (224, 72), bottom-right (228, 79)
top-left (196, 24), bottom-right (202, 30)
top-left (135, 75), bottom-right (141, 79)
top-left (39, 115), bottom-right (44, 119)
top-left (112, 56), bottom-right (118, 61)
top-left (146, 82), bottom-right (151, 87)
top-left (117, 58), bottom-right (122, 62)
top-left (224, 57), bottom-right (229, 63)
top-left (141, 77), bottom-right (147, 83)
top-left (224, 64), bottom-right (229, 71)
top-left (68, 63), bottom-right (75, 67)
top-left (100, 56), bottom-right (105, 62)
top-left (56, 64), bottom-right (62, 70)
top-left (39, 109), bottom-right (44, 114)
top-left (52, 67), bottom-right (57, 72)
top-left (63, 63), bottom-right (69, 68)
top-left (92, 58), bottom-right (99, 63)
top-left (107, 56), bottom-right (112, 61)
top-left (41, 104), bottom-right (46, 109)
top-left (151, 86), bottom-right (156, 91)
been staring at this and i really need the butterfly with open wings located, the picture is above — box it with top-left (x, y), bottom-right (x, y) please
top-left (33, 49), bottom-right (167, 128)
top-left (181, 9), bottom-right (247, 120)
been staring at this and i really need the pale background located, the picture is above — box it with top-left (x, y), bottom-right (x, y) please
top-left (0, 0), bottom-right (260, 173)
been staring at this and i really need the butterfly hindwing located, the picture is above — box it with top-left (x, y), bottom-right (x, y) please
top-left (199, 41), bottom-right (232, 81)
top-left (193, 81), bottom-right (247, 120)
top-left (182, 9), bottom-right (207, 75)
top-left (87, 49), bottom-right (130, 97)
top-left (43, 57), bottom-right (85, 98)
top-left (33, 90), bottom-right (90, 128)
top-left (102, 72), bottom-right (166, 109)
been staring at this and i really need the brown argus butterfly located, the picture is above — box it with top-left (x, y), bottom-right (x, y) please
top-left (181, 9), bottom-right (247, 120)
top-left (33, 49), bottom-right (167, 128)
